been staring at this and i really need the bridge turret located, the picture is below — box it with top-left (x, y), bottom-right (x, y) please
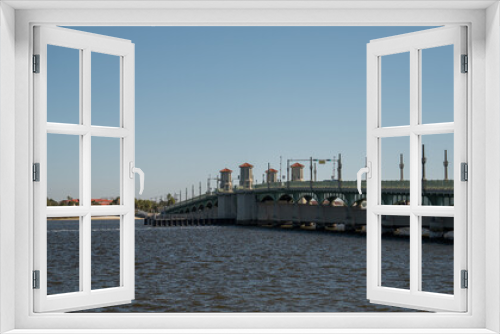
top-left (239, 163), bottom-right (254, 189)
top-left (290, 163), bottom-right (304, 181)
top-left (219, 168), bottom-right (233, 192)
top-left (266, 168), bottom-right (278, 183)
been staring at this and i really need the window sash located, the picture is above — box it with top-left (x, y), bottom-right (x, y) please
top-left (32, 25), bottom-right (136, 313)
top-left (366, 26), bottom-right (467, 312)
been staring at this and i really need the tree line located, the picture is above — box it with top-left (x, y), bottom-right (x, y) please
top-left (47, 194), bottom-right (176, 213)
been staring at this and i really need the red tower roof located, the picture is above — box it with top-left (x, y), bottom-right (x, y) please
top-left (239, 163), bottom-right (254, 168)
top-left (266, 168), bottom-right (278, 173)
top-left (220, 168), bottom-right (233, 173)
top-left (291, 163), bottom-right (305, 168)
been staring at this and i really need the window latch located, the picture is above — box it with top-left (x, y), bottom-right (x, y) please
top-left (129, 162), bottom-right (145, 195)
top-left (356, 162), bottom-right (371, 195)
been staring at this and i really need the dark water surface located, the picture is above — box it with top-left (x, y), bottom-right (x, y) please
top-left (47, 219), bottom-right (453, 312)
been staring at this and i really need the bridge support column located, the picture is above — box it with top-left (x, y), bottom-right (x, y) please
top-left (218, 193), bottom-right (237, 221)
top-left (236, 192), bottom-right (258, 225)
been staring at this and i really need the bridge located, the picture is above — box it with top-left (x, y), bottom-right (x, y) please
top-left (152, 180), bottom-right (454, 234)
top-left (163, 180), bottom-right (453, 214)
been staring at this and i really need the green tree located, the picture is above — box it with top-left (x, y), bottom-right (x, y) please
top-left (47, 198), bottom-right (58, 206)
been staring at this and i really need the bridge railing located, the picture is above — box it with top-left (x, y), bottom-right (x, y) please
top-left (251, 179), bottom-right (452, 191)
top-left (162, 193), bottom-right (217, 211)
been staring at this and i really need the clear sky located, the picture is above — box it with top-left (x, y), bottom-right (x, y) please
top-left (46, 26), bottom-right (454, 201)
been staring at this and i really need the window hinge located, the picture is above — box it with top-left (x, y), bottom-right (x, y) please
top-left (33, 163), bottom-right (40, 182)
top-left (461, 270), bottom-right (468, 289)
top-left (461, 54), bottom-right (468, 73)
top-left (33, 54), bottom-right (40, 73)
top-left (461, 162), bottom-right (468, 181)
top-left (33, 270), bottom-right (40, 289)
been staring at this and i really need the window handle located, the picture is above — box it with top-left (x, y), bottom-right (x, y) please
top-left (356, 162), bottom-right (371, 195)
top-left (129, 162), bottom-right (145, 195)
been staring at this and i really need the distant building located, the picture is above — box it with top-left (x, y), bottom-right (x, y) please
top-left (92, 199), bottom-right (113, 205)
top-left (239, 163), bottom-right (254, 189)
top-left (219, 168), bottom-right (233, 191)
top-left (290, 162), bottom-right (304, 181)
top-left (266, 168), bottom-right (278, 183)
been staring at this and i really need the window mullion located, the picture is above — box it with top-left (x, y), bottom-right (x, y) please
top-left (82, 47), bottom-right (92, 294)
top-left (409, 47), bottom-right (420, 294)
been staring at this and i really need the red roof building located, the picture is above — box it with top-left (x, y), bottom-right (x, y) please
top-left (290, 162), bottom-right (305, 168)
top-left (92, 199), bottom-right (113, 205)
top-left (239, 162), bottom-right (254, 168)
top-left (266, 168), bottom-right (278, 173)
top-left (220, 168), bottom-right (232, 173)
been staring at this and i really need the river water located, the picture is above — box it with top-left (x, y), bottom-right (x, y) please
top-left (47, 219), bottom-right (453, 313)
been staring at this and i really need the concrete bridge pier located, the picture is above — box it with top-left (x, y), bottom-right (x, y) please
top-left (315, 204), bottom-right (325, 230)
top-left (218, 193), bottom-right (237, 222)
top-left (292, 202), bottom-right (302, 228)
top-left (236, 193), bottom-right (258, 225)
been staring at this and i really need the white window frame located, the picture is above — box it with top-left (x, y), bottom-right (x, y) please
top-left (1, 1), bottom-right (499, 333)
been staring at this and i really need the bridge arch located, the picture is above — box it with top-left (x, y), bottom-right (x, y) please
top-left (353, 198), bottom-right (367, 208)
top-left (277, 194), bottom-right (293, 203)
top-left (295, 192), bottom-right (319, 204)
top-left (259, 194), bottom-right (275, 202)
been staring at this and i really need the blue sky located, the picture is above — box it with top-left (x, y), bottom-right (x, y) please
top-left (46, 26), bottom-right (453, 201)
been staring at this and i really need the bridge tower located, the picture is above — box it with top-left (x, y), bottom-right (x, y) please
top-left (266, 168), bottom-right (278, 183)
top-left (219, 168), bottom-right (233, 191)
top-left (239, 163), bottom-right (254, 189)
top-left (290, 163), bottom-right (304, 181)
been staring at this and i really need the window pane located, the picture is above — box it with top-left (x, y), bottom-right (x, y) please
top-left (421, 216), bottom-right (454, 294)
top-left (381, 52), bottom-right (410, 127)
top-left (381, 215), bottom-right (410, 289)
top-left (91, 137), bottom-right (120, 205)
top-left (92, 52), bottom-right (120, 127)
top-left (47, 217), bottom-right (80, 295)
top-left (421, 133), bottom-right (454, 206)
top-left (421, 45), bottom-right (454, 124)
top-left (47, 45), bottom-right (80, 124)
top-left (381, 137), bottom-right (410, 205)
top-left (47, 134), bottom-right (79, 206)
top-left (91, 216), bottom-right (121, 290)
